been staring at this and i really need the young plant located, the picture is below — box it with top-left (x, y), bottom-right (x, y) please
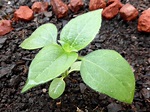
top-left (20, 9), bottom-right (135, 104)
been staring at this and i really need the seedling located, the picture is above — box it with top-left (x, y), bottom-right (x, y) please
top-left (20, 9), bottom-right (135, 103)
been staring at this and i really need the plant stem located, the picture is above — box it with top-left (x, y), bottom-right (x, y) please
top-left (77, 56), bottom-right (83, 60)
top-left (62, 70), bottom-right (69, 78)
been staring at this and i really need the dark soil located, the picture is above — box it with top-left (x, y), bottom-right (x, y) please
top-left (0, 0), bottom-right (150, 112)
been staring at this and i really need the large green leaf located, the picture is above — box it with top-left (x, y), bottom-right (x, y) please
top-left (20, 23), bottom-right (57, 50)
top-left (49, 78), bottom-right (66, 99)
top-left (21, 44), bottom-right (78, 93)
top-left (80, 50), bottom-right (135, 103)
top-left (60, 9), bottom-right (102, 52)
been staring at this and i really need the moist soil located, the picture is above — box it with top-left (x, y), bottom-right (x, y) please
top-left (0, 0), bottom-right (150, 112)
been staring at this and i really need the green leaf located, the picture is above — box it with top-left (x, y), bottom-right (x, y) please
top-left (49, 78), bottom-right (65, 99)
top-left (20, 23), bottom-right (57, 50)
top-left (68, 61), bottom-right (81, 73)
top-left (80, 50), bottom-right (135, 103)
top-left (60, 9), bottom-right (102, 52)
top-left (21, 44), bottom-right (78, 93)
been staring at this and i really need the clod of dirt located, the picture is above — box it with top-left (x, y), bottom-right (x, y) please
top-left (0, 64), bottom-right (15, 78)
top-left (107, 0), bottom-right (123, 8)
top-left (141, 88), bottom-right (150, 99)
top-left (138, 8), bottom-right (150, 33)
top-left (79, 83), bottom-right (87, 93)
top-left (0, 20), bottom-right (13, 36)
top-left (51, 0), bottom-right (68, 18)
top-left (107, 103), bottom-right (122, 112)
top-left (13, 6), bottom-right (34, 21)
top-left (102, 1), bottom-right (121, 20)
top-left (68, 0), bottom-right (84, 13)
top-left (89, 0), bottom-right (106, 11)
top-left (119, 3), bottom-right (138, 21)
top-left (32, 2), bottom-right (49, 13)
top-left (43, 11), bottom-right (52, 17)
top-left (0, 38), bottom-right (7, 48)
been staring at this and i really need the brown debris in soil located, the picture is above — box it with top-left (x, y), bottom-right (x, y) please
top-left (0, 20), bottom-right (13, 36)
top-left (68, 0), bottom-right (84, 13)
top-left (13, 6), bottom-right (34, 21)
top-left (51, 0), bottom-right (69, 18)
top-left (89, 0), bottom-right (106, 11)
top-left (120, 3), bottom-right (139, 21)
top-left (32, 2), bottom-right (49, 13)
top-left (138, 8), bottom-right (150, 33)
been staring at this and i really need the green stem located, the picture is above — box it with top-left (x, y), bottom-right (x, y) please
top-left (77, 56), bottom-right (83, 60)
top-left (62, 70), bottom-right (69, 79)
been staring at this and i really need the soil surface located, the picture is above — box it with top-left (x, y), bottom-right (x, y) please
top-left (0, 0), bottom-right (150, 112)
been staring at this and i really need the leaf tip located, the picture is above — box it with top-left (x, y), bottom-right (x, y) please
top-left (21, 80), bottom-right (36, 93)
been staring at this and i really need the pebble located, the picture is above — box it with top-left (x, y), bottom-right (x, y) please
top-left (138, 8), bottom-right (150, 33)
top-left (42, 88), bottom-right (47, 93)
top-left (107, 103), bottom-right (122, 112)
top-left (51, 0), bottom-right (69, 18)
top-left (43, 11), bottom-right (52, 17)
top-left (68, 0), bottom-right (84, 13)
top-left (79, 83), bottom-right (87, 93)
top-left (0, 20), bottom-right (13, 36)
top-left (13, 6), bottom-right (34, 21)
top-left (32, 2), bottom-right (49, 13)
top-left (102, 2), bottom-right (121, 20)
top-left (89, 0), bottom-right (106, 11)
top-left (119, 3), bottom-right (139, 21)
top-left (0, 38), bottom-right (7, 48)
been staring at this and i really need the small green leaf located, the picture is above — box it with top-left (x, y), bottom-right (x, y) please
top-left (49, 78), bottom-right (65, 99)
top-left (60, 9), bottom-right (102, 52)
top-left (20, 23), bottom-right (57, 50)
top-left (68, 61), bottom-right (81, 73)
top-left (21, 44), bottom-right (77, 93)
top-left (80, 50), bottom-right (135, 103)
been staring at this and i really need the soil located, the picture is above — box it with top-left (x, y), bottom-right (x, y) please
top-left (0, 0), bottom-right (150, 112)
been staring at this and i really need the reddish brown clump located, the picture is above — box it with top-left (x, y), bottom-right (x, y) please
top-left (32, 2), bottom-right (49, 13)
top-left (0, 20), bottom-right (13, 36)
top-left (138, 9), bottom-right (150, 33)
top-left (13, 6), bottom-right (34, 21)
top-left (119, 3), bottom-right (138, 21)
top-left (107, 0), bottom-right (123, 8)
top-left (68, 0), bottom-right (84, 13)
top-left (51, 0), bottom-right (68, 18)
top-left (89, 0), bottom-right (106, 11)
top-left (102, 2), bottom-right (120, 20)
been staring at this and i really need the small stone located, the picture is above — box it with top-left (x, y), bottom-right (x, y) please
top-left (8, 1), bottom-right (11, 4)
top-left (43, 11), bottom-right (52, 17)
top-left (13, 6), bottom-right (34, 21)
top-left (56, 101), bottom-right (61, 107)
top-left (107, 0), bottom-right (123, 8)
top-left (79, 83), bottom-right (87, 93)
top-left (42, 88), bottom-right (47, 93)
top-left (107, 103), bottom-right (122, 112)
top-left (102, 2), bottom-right (120, 20)
top-left (51, 0), bottom-right (69, 18)
top-left (0, 37), bottom-right (7, 48)
top-left (0, 20), bottom-right (13, 36)
top-left (6, 8), bottom-right (14, 14)
top-left (141, 88), bottom-right (150, 99)
top-left (138, 8), bottom-right (150, 33)
top-left (119, 3), bottom-right (138, 21)
top-left (32, 2), bottom-right (49, 13)
top-left (68, 0), bottom-right (84, 13)
top-left (89, 0), bottom-right (106, 11)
